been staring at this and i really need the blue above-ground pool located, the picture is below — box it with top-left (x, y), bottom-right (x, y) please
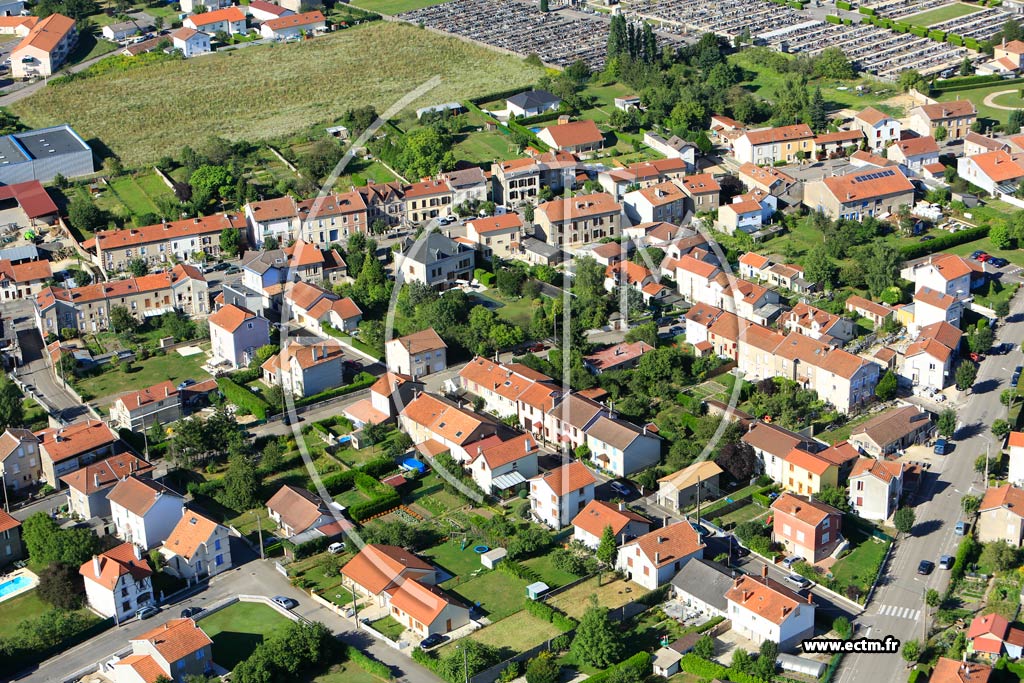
top-left (530, 127), bottom-right (542, 133)
top-left (338, 435), bottom-right (351, 445)
top-left (473, 545), bottom-right (490, 554)
top-left (401, 457), bottom-right (426, 474)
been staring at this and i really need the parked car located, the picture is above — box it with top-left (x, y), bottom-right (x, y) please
top-left (177, 379), bottom-right (196, 391)
top-left (955, 521), bottom-right (968, 536)
top-left (527, 342), bottom-right (546, 353)
top-left (272, 596), bottom-right (298, 609)
top-left (978, 254), bottom-right (992, 263)
top-left (933, 438), bottom-right (949, 455)
top-left (609, 481), bottom-right (631, 497)
top-left (939, 555), bottom-right (955, 570)
top-left (213, 262), bottom-right (230, 271)
top-left (669, 326), bottom-right (684, 336)
top-left (225, 265), bottom-right (241, 274)
top-left (180, 606), bottom-right (204, 618)
top-left (137, 605), bottom-right (159, 620)
top-left (782, 555), bottom-right (802, 569)
top-left (971, 250), bottom-right (986, 260)
top-left (917, 560), bottom-right (935, 575)
top-left (990, 257), bottom-right (1009, 268)
top-left (327, 542), bottom-right (346, 554)
top-left (919, 235), bottom-right (935, 242)
top-left (969, 352), bottom-right (982, 362)
top-left (784, 573), bottom-right (810, 589)
top-left (1012, 366), bottom-right (1022, 388)
top-left (420, 633), bottom-right (449, 649)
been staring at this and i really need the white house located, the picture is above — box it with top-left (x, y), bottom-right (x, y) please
top-left (584, 416), bottom-right (660, 477)
top-left (887, 136), bottom-right (940, 175)
top-left (258, 9), bottom-right (324, 39)
top-left (572, 499), bottom-right (651, 549)
top-left (261, 340), bottom-right (347, 398)
top-left (107, 475), bottom-right (185, 550)
top-left (506, 89), bottom-right (561, 118)
top-left (851, 107), bottom-right (901, 151)
top-left (160, 509), bottom-right (233, 582)
top-left (246, 0), bottom-right (293, 21)
top-left (170, 27), bottom-right (210, 57)
top-left (209, 304), bottom-right (271, 370)
top-left (900, 253), bottom-right (979, 302)
top-left (1009, 432), bottom-right (1024, 486)
top-left (466, 433), bottom-right (539, 496)
top-left (913, 287), bottom-right (962, 330)
top-left (183, 6), bottom-right (247, 34)
top-left (80, 542), bottom-right (153, 622)
top-left (849, 458), bottom-right (904, 522)
top-left (615, 521), bottom-right (705, 590)
top-left (957, 149), bottom-right (1024, 197)
top-left (902, 333), bottom-right (956, 391)
top-left (725, 569), bottom-right (816, 651)
top-left (385, 328), bottom-right (447, 378)
top-left (529, 460), bottom-right (596, 529)
top-left (621, 180), bottom-right (687, 226)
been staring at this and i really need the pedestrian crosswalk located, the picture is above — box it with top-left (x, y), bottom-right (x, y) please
top-left (876, 604), bottom-right (921, 621)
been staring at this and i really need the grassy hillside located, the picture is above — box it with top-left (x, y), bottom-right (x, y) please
top-left (11, 22), bottom-right (544, 166)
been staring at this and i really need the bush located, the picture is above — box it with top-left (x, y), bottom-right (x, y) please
top-left (498, 559), bottom-right (541, 582)
top-left (681, 615), bottom-right (726, 634)
top-left (293, 535), bottom-right (331, 560)
top-left (836, 0), bottom-right (850, 8)
top-left (825, 14), bottom-right (841, 23)
top-left (524, 597), bottom-right (579, 631)
top-left (859, 5), bottom-right (875, 13)
top-left (295, 372), bottom-right (377, 407)
top-left (582, 653), bottom-right (651, 683)
top-left (231, 367), bottom-right (262, 384)
top-left (216, 377), bottom-right (270, 419)
top-left (348, 490), bottom-right (401, 521)
top-left (899, 225), bottom-right (988, 260)
top-left (345, 645), bottom-right (391, 679)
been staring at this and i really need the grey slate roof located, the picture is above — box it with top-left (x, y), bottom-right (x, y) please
top-left (670, 558), bottom-right (735, 612)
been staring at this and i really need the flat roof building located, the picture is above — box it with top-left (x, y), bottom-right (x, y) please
top-left (0, 124), bottom-right (93, 184)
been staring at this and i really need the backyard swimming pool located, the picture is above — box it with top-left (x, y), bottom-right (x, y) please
top-left (0, 575), bottom-right (31, 600)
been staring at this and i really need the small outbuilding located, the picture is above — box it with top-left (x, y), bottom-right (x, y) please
top-left (481, 547), bottom-right (506, 569)
top-left (526, 581), bottom-right (550, 600)
top-left (777, 653), bottom-right (827, 678)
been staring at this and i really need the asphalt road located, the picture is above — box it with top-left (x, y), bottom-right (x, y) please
top-left (837, 289), bottom-right (1024, 683)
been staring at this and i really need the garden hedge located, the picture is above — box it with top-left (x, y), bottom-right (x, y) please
top-left (836, 0), bottom-right (851, 8)
top-left (216, 377), bottom-right (270, 419)
top-left (825, 14), bottom-right (841, 23)
top-left (295, 371), bottom-right (376, 407)
top-left (898, 225), bottom-right (988, 259)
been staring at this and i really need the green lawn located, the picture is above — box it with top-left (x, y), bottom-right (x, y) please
top-left (449, 570), bottom-right (529, 621)
top-left (308, 662), bottom-right (386, 683)
top-left (0, 590), bottom-right (49, 640)
top-left (199, 601), bottom-right (292, 670)
top-left (335, 488), bottom-right (371, 509)
top-left (405, 473), bottom-right (467, 517)
top-left (453, 129), bottom-right (519, 166)
top-left (423, 538), bottom-right (488, 580)
top-left (350, 0), bottom-right (448, 14)
top-left (714, 502), bottom-right (769, 528)
top-left (829, 531), bottom-right (890, 599)
top-left (109, 176), bottom-right (161, 217)
top-left (472, 289), bottom-right (541, 328)
top-left (438, 610), bottom-right (563, 659)
top-left (369, 615), bottom-right (407, 640)
top-left (970, 278), bottom-right (1020, 311)
top-left (522, 554), bottom-right (582, 588)
top-left (22, 398), bottom-right (49, 431)
top-left (936, 82), bottom-right (1024, 126)
top-left (11, 22), bottom-right (545, 166)
top-left (817, 410), bottom-right (879, 445)
top-left (546, 576), bottom-right (643, 619)
top-left (903, 2), bottom-right (981, 26)
top-left (578, 82), bottom-right (637, 124)
top-left (74, 346), bottom-right (211, 401)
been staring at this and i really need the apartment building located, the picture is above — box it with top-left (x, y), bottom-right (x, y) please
top-left (535, 192), bottom-right (621, 249)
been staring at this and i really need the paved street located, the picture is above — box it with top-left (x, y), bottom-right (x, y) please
top-left (17, 541), bottom-right (440, 683)
top-left (838, 290), bottom-right (1024, 683)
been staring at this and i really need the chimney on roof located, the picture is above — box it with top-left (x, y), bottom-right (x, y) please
top-left (194, 217), bottom-right (200, 224)
top-left (94, 473), bottom-right (100, 488)
top-left (762, 564), bottom-right (768, 579)
top-left (807, 592), bottom-right (813, 605)
top-left (655, 551), bottom-right (660, 564)
top-left (618, 501), bottom-right (624, 512)
top-left (133, 543), bottom-right (142, 561)
top-left (92, 555), bottom-right (100, 577)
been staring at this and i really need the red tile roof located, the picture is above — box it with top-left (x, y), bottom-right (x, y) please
top-left (0, 508), bottom-right (19, 534)
top-left (13, 13), bottom-right (74, 54)
top-left (37, 419), bottom-right (115, 463)
top-left (572, 499), bottom-right (649, 538)
top-left (116, 380), bottom-right (178, 412)
top-left (60, 452), bottom-right (152, 494)
top-left (341, 544), bottom-right (434, 595)
top-left (80, 542), bottom-right (152, 590)
top-left (980, 484), bottom-right (1024, 518)
top-left (133, 618), bottom-right (212, 664)
top-left (263, 9), bottom-right (324, 29)
top-left (536, 192), bottom-right (620, 222)
top-left (533, 460), bottom-right (596, 496)
top-left (187, 6), bottom-right (246, 26)
top-left (743, 124), bottom-right (814, 146)
top-left (725, 574), bottom-right (808, 624)
top-left (624, 521), bottom-right (704, 568)
top-left (540, 120), bottom-right (604, 148)
top-left (821, 167), bottom-right (914, 203)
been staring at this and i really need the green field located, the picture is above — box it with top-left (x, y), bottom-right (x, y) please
top-left (903, 3), bottom-right (981, 26)
top-left (199, 601), bottom-right (292, 670)
top-left (437, 610), bottom-right (563, 659)
top-left (0, 590), bottom-right (49, 640)
top-left (75, 346), bottom-right (211, 401)
top-left (472, 290), bottom-right (540, 327)
top-left (449, 570), bottom-right (529, 621)
top-left (351, 0), bottom-right (449, 14)
top-left (11, 22), bottom-right (545, 166)
top-left (936, 82), bottom-right (1024, 124)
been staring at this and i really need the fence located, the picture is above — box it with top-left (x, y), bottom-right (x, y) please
top-left (470, 629), bottom-right (577, 683)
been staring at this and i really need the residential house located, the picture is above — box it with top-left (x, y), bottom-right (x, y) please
top-left (261, 340), bottom-right (347, 398)
top-left (781, 449), bottom-right (838, 497)
top-left (802, 167), bottom-right (915, 221)
top-left (399, 392), bottom-right (502, 463)
top-left (388, 577), bottom-right (471, 640)
top-left (529, 460), bottom-right (596, 529)
top-left (733, 124), bottom-right (815, 165)
top-left (259, 9), bottom-right (324, 39)
top-left (35, 265), bottom-right (210, 336)
top-left (912, 286), bottom-right (962, 329)
top-left (385, 328), bottom-right (447, 378)
top-left (850, 405), bottom-right (933, 457)
top-left (542, 393), bottom-right (609, 452)
top-left (62, 453), bottom-right (153, 519)
top-left (109, 381), bottom-right (181, 432)
top-left (907, 100), bottom-right (977, 141)
top-left (716, 190), bottom-right (776, 235)
top-left (180, 0), bottom-right (230, 12)
top-left (981, 38), bottom-right (1024, 74)
top-left (247, 0), bottom-right (294, 21)
top-left (616, 522), bottom-right (705, 590)
top-left (902, 321), bottom-right (962, 391)
top-left (772, 333), bottom-right (881, 413)
top-left (741, 421), bottom-right (817, 483)
top-left (1009, 432), bottom-right (1024, 486)
top-left (0, 510), bottom-right (22, 567)
top-left (651, 636), bottom-right (702, 678)
top-left (464, 213), bottom-right (524, 261)
top-left (458, 356), bottom-right (548, 418)
top-left (506, 89), bottom-right (560, 117)
top-left (584, 341), bottom-right (654, 374)
top-left (0, 258), bottom-right (51, 300)
top-left (849, 150), bottom-right (898, 169)
top-left (815, 440), bottom-right (862, 485)
top-left (0, 427), bottom-right (41, 492)
top-left (441, 167), bottom-right (489, 207)
top-left (284, 280), bottom-right (362, 335)
top-left (80, 543), bottom-right (152, 621)
top-left (670, 558), bottom-right (735, 619)
top-left (266, 484), bottom-right (347, 541)
top-left (160, 509), bottom-right (232, 581)
top-left (964, 131), bottom-right (1021, 157)
top-left (490, 151), bottom-right (578, 207)
top-left (977, 484), bottom-right (1024, 546)
top-left (845, 295), bottom-right (894, 329)
top-left (779, 303), bottom-right (855, 344)
top-left (851, 107), bottom-right (901, 151)
top-left (849, 457), bottom-right (904, 522)
top-left (603, 260), bottom-right (668, 304)
top-left (112, 618), bottom-right (214, 683)
top-left (518, 237), bottom-right (564, 266)
top-left (183, 6), bottom-right (247, 34)
top-left (244, 195), bottom-right (299, 247)
top-left (169, 27), bottom-right (210, 57)
top-left (643, 133), bottom-right (698, 169)
top-left (343, 371), bottom-right (422, 429)
top-left (396, 231), bottom-right (474, 290)
top-left (678, 174), bottom-right (721, 214)
top-left (11, 13), bottom-right (76, 78)
top-left (656, 460), bottom-right (724, 512)
top-left (967, 612), bottom-right (1024, 661)
top-left (92, 213), bottom-right (245, 272)
top-left (725, 569), bottom-right (816, 651)
top-left (900, 253), bottom-right (981, 301)
top-left (38, 419), bottom-right (117, 487)
top-left (812, 130), bottom-right (864, 158)
top-left (959, 148), bottom-right (1024, 197)
top-left (108, 476), bottom-right (185, 550)
top-left (537, 120), bottom-right (604, 155)
top-left (466, 433), bottom-right (539, 496)
top-left (0, 16), bottom-right (37, 39)
top-left (622, 180), bottom-right (687, 225)
top-left (402, 180), bottom-right (453, 223)
top-left (584, 416), bottom-right (661, 477)
top-left (208, 304), bottom-right (271, 370)
top-left (534, 192), bottom-right (621, 250)
top-left (888, 136), bottom-right (940, 175)
top-left (101, 12), bottom-right (153, 41)
top-left (572, 499), bottom-right (651, 548)
top-left (927, 657), bottom-right (991, 683)
top-left (297, 190), bottom-right (369, 244)
top-left (597, 158), bottom-right (688, 201)
top-left (771, 493), bottom-right (843, 563)
top-left (738, 162), bottom-right (797, 197)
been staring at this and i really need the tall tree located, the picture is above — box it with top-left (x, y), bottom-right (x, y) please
top-left (937, 408), bottom-right (957, 438)
top-left (803, 244), bottom-right (837, 289)
top-left (0, 377), bottom-right (24, 432)
top-left (109, 305), bottom-right (138, 334)
top-left (37, 563), bottom-right (84, 610)
top-left (222, 453), bottom-right (260, 511)
top-left (607, 15), bottom-right (627, 62)
top-left (596, 525), bottom-right (617, 567)
top-left (571, 596), bottom-right (623, 668)
top-left (715, 442), bottom-right (757, 481)
top-left (875, 370), bottom-right (898, 401)
top-left (808, 87), bottom-right (827, 133)
top-left (955, 361), bottom-right (978, 391)
top-left (220, 228), bottom-right (241, 258)
top-left (862, 242), bottom-right (901, 297)
top-left (893, 507), bottom-right (916, 535)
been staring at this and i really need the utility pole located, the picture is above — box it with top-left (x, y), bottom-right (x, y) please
top-left (349, 585), bottom-right (359, 622)
top-left (1, 472), bottom-right (9, 512)
top-left (463, 644), bottom-right (469, 683)
top-left (922, 587), bottom-right (927, 643)
top-left (254, 510), bottom-right (265, 559)
top-left (985, 443), bottom-right (990, 485)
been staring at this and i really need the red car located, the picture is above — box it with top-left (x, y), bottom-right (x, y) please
top-left (527, 342), bottom-right (546, 353)
top-left (969, 352), bottom-right (982, 362)
top-left (978, 254), bottom-right (991, 262)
